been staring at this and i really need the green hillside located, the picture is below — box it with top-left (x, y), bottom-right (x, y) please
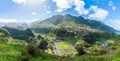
top-left (3, 27), bottom-right (35, 41)
top-left (34, 14), bottom-right (116, 32)
top-left (0, 27), bottom-right (120, 61)
top-left (0, 29), bottom-right (28, 61)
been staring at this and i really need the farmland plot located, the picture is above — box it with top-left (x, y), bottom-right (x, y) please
top-left (53, 42), bottom-right (77, 56)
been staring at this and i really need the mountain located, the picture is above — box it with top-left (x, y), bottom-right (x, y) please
top-left (2, 27), bottom-right (35, 40)
top-left (35, 14), bottom-right (116, 32)
top-left (0, 22), bottom-right (29, 30)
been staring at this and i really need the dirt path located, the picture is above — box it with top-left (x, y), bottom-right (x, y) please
top-left (105, 48), bottom-right (120, 56)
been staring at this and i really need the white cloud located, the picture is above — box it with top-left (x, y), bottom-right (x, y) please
top-left (53, 0), bottom-right (109, 20)
top-left (108, 1), bottom-right (116, 10)
top-left (108, 1), bottom-right (113, 6)
top-left (23, 18), bottom-right (39, 24)
top-left (41, 0), bottom-right (46, 2)
top-left (56, 9), bottom-right (63, 12)
top-left (44, 6), bottom-right (52, 14)
top-left (0, 18), bottom-right (17, 23)
top-left (53, 0), bottom-right (89, 15)
top-left (12, 0), bottom-right (45, 6)
top-left (112, 6), bottom-right (116, 10)
top-left (88, 6), bottom-right (109, 20)
top-left (0, 18), bottom-right (39, 25)
top-left (32, 12), bottom-right (36, 15)
top-left (105, 19), bottom-right (120, 31)
top-left (46, 11), bottom-right (51, 14)
top-left (74, 0), bottom-right (89, 15)
top-left (53, 0), bottom-right (74, 12)
top-left (12, 0), bottom-right (26, 4)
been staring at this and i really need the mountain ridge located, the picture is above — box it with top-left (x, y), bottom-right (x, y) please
top-left (34, 14), bottom-right (116, 32)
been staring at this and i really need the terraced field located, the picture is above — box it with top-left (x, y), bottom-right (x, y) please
top-left (0, 37), bottom-right (28, 61)
top-left (53, 42), bottom-right (77, 56)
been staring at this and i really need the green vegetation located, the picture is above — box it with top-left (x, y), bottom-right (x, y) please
top-left (83, 32), bottom-right (115, 44)
top-left (3, 27), bottom-right (34, 41)
top-left (0, 38), bottom-right (28, 61)
top-left (0, 28), bottom-right (10, 37)
top-left (0, 14), bottom-right (120, 61)
top-left (33, 14), bottom-right (116, 32)
top-left (52, 42), bottom-right (77, 56)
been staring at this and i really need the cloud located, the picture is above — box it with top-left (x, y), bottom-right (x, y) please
top-left (53, 0), bottom-right (74, 12)
top-left (112, 6), bottom-right (116, 10)
top-left (74, 0), bottom-right (89, 15)
top-left (55, 9), bottom-right (64, 12)
top-left (43, 6), bottom-right (52, 14)
top-left (0, 18), bottom-right (17, 23)
top-left (105, 19), bottom-right (120, 31)
top-left (12, 0), bottom-right (45, 6)
top-left (12, 0), bottom-right (109, 21)
top-left (108, 1), bottom-right (116, 10)
top-left (0, 18), bottom-right (39, 25)
top-left (12, 0), bottom-right (26, 4)
top-left (41, 0), bottom-right (46, 2)
top-left (52, 0), bottom-right (109, 20)
top-left (32, 12), bottom-right (36, 15)
top-left (88, 6), bottom-right (109, 20)
top-left (23, 18), bottom-right (39, 24)
top-left (53, 0), bottom-right (89, 15)
top-left (46, 11), bottom-right (51, 14)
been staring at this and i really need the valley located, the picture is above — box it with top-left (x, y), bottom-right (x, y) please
top-left (1, 0), bottom-right (120, 60)
top-left (0, 14), bottom-right (120, 61)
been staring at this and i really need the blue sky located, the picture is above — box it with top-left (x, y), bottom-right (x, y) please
top-left (0, 0), bottom-right (120, 30)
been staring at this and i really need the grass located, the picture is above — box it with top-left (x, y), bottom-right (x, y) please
top-left (0, 37), bottom-right (28, 61)
top-left (54, 42), bottom-right (77, 56)
top-left (0, 36), bottom-right (120, 61)
top-left (48, 48), bottom-right (53, 55)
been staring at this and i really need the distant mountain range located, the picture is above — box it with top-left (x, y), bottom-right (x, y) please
top-left (34, 14), bottom-right (116, 32)
top-left (0, 14), bottom-right (117, 33)
top-left (0, 22), bottom-right (29, 30)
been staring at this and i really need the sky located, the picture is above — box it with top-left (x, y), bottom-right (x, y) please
top-left (0, 0), bottom-right (120, 30)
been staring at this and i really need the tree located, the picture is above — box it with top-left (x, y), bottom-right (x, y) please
top-left (37, 35), bottom-right (42, 40)
top-left (26, 37), bottom-right (33, 43)
top-left (76, 45), bottom-right (85, 55)
top-left (83, 32), bottom-right (115, 44)
top-left (38, 39), bottom-right (48, 50)
top-left (25, 28), bottom-right (35, 37)
top-left (3, 27), bottom-right (35, 40)
top-left (0, 28), bottom-right (10, 37)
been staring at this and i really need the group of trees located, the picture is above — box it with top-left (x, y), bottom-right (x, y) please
top-left (55, 29), bottom-right (74, 38)
top-left (37, 35), bottom-right (48, 50)
top-left (0, 28), bottom-right (10, 37)
top-left (32, 27), bottom-right (51, 34)
top-left (50, 28), bottom-right (75, 38)
top-left (3, 27), bottom-right (34, 40)
top-left (83, 32), bottom-right (115, 44)
top-left (27, 34), bottom-right (48, 50)
top-left (26, 34), bottom-right (48, 61)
